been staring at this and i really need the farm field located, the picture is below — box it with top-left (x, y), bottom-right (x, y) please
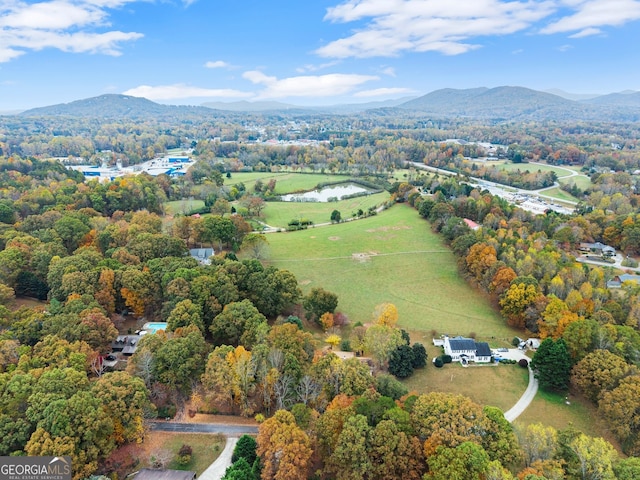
top-left (495, 161), bottom-right (574, 178)
top-left (267, 203), bottom-right (517, 340)
top-left (225, 171), bottom-right (354, 194)
top-left (263, 192), bottom-right (389, 229)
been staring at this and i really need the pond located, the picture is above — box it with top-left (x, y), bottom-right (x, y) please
top-left (281, 183), bottom-right (374, 202)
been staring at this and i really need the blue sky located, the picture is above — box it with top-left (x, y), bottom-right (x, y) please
top-left (1, 0), bottom-right (640, 110)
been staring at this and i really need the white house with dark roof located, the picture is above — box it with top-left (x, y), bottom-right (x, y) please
top-left (443, 335), bottom-right (493, 363)
top-left (189, 247), bottom-right (214, 265)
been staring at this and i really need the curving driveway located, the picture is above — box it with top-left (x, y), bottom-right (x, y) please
top-left (495, 349), bottom-right (539, 422)
top-left (198, 437), bottom-right (239, 480)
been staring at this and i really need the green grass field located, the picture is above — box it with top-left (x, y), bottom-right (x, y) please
top-left (263, 192), bottom-right (389, 228)
top-left (266, 204), bottom-right (517, 341)
top-left (539, 188), bottom-right (580, 203)
top-left (401, 346), bottom-right (529, 412)
top-left (559, 175), bottom-right (592, 190)
top-left (495, 161), bottom-right (574, 178)
top-left (225, 172), bottom-right (354, 194)
top-left (164, 199), bottom-right (205, 215)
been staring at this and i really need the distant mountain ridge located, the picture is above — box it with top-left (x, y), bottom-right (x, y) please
top-left (395, 86), bottom-right (640, 121)
top-left (580, 91), bottom-right (640, 107)
top-left (16, 88), bottom-right (640, 122)
top-left (202, 97), bottom-right (417, 113)
top-left (20, 94), bottom-right (224, 119)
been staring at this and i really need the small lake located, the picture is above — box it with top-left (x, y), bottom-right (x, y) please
top-left (281, 183), bottom-right (374, 202)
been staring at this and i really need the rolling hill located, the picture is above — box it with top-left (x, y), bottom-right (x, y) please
top-left (19, 94), bottom-right (226, 119)
top-left (16, 88), bottom-right (640, 122)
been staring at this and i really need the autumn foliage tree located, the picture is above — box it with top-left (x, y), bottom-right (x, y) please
top-left (257, 409), bottom-right (312, 480)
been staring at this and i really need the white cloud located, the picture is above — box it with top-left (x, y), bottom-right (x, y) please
top-left (317, 0), bottom-right (556, 58)
top-left (0, 1), bottom-right (143, 62)
top-left (380, 66), bottom-right (395, 77)
top-left (122, 84), bottom-right (253, 101)
top-left (354, 87), bottom-right (414, 97)
top-left (204, 60), bottom-right (230, 69)
top-left (569, 27), bottom-right (602, 37)
top-left (556, 44), bottom-right (573, 51)
top-left (317, 0), bottom-right (640, 59)
top-left (541, 0), bottom-right (640, 35)
top-left (295, 61), bottom-right (340, 73)
top-left (242, 70), bottom-right (378, 98)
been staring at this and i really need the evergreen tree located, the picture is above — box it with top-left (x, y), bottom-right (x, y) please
top-left (530, 338), bottom-right (571, 392)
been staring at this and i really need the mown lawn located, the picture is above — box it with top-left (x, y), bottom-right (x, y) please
top-left (514, 389), bottom-right (623, 452)
top-left (263, 192), bottom-right (389, 229)
top-left (267, 204), bottom-right (517, 340)
top-left (138, 432), bottom-right (226, 475)
top-left (559, 174), bottom-right (592, 190)
top-left (401, 350), bottom-right (529, 413)
top-left (164, 199), bottom-right (205, 215)
top-left (539, 187), bottom-right (580, 203)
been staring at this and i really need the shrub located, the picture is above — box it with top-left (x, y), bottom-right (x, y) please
top-left (340, 339), bottom-right (351, 352)
top-left (434, 357), bottom-right (444, 368)
top-left (375, 374), bottom-right (409, 400)
top-left (518, 358), bottom-right (529, 368)
top-left (283, 315), bottom-right (302, 329)
top-left (512, 337), bottom-right (521, 347)
top-left (178, 445), bottom-right (193, 456)
top-left (442, 354), bottom-right (452, 364)
top-left (232, 435), bottom-right (258, 465)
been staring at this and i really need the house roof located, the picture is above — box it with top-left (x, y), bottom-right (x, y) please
top-left (134, 469), bottom-right (196, 480)
top-left (475, 342), bottom-right (492, 357)
top-left (463, 218), bottom-right (481, 230)
top-left (190, 247), bottom-right (214, 258)
top-left (448, 336), bottom-right (477, 352)
top-left (619, 274), bottom-right (640, 283)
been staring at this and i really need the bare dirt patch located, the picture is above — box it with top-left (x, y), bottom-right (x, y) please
top-left (300, 279), bottom-right (312, 286)
top-left (328, 236), bottom-right (341, 241)
top-left (352, 251), bottom-right (378, 262)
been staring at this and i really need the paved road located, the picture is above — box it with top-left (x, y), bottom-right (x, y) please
top-left (497, 349), bottom-right (539, 422)
top-left (577, 253), bottom-right (640, 273)
top-left (149, 421), bottom-right (258, 435)
top-left (198, 437), bottom-right (239, 480)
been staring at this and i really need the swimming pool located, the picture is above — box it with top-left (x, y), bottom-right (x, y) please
top-left (142, 322), bottom-right (167, 334)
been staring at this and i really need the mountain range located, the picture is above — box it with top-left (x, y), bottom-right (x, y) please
top-left (15, 87), bottom-right (640, 122)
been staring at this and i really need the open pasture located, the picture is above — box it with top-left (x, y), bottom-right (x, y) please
top-left (263, 192), bottom-right (389, 228)
top-left (267, 204), bottom-right (516, 340)
top-left (494, 161), bottom-right (574, 178)
top-left (225, 171), bottom-right (354, 194)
